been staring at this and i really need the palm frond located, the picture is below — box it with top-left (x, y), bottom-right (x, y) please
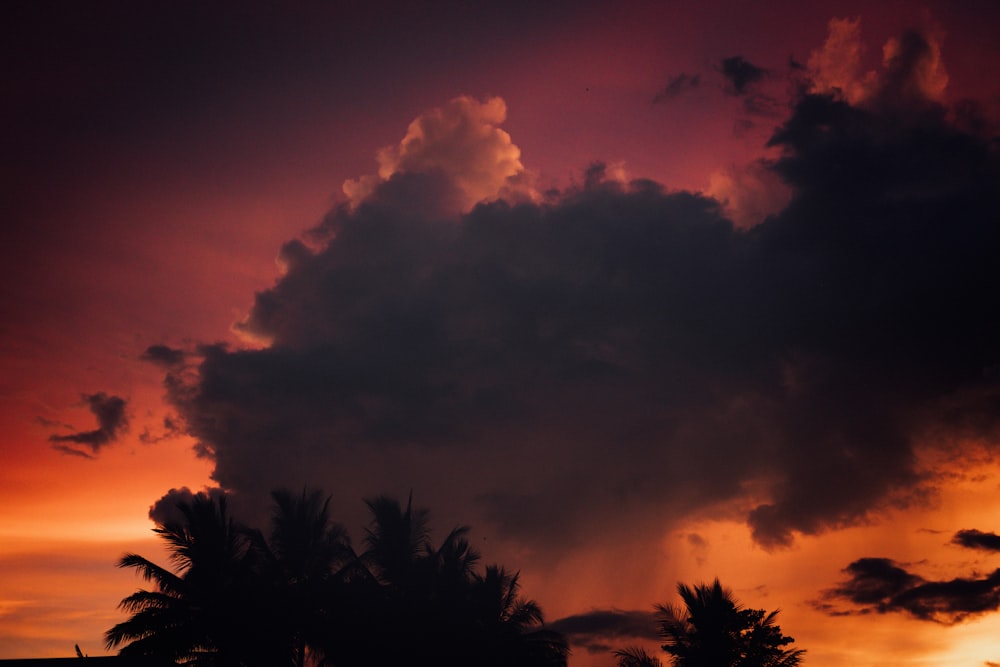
top-left (117, 553), bottom-right (184, 592)
top-left (614, 646), bottom-right (664, 667)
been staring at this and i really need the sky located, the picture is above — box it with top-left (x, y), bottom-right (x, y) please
top-left (2, 1), bottom-right (1000, 665)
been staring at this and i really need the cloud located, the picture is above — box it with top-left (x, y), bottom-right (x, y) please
top-left (652, 73), bottom-right (701, 104)
top-left (875, 27), bottom-right (948, 107)
top-left (148, 486), bottom-right (229, 526)
top-left (953, 529), bottom-right (1000, 552)
top-left (654, 60), bottom-right (772, 115)
top-left (50, 444), bottom-right (98, 459)
top-left (807, 17), bottom-right (948, 109)
top-left (49, 392), bottom-right (128, 457)
top-left (342, 95), bottom-right (533, 215)
top-left (141, 344), bottom-right (185, 367)
top-left (160, 23), bottom-right (1000, 557)
top-left (719, 56), bottom-right (767, 95)
top-left (821, 557), bottom-right (1000, 624)
top-left (687, 532), bottom-right (709, 566)
top-left (705, 161), bottom-right (791, 228)
top-left (651, 57), bottom-right (778, 119)
top-left (548, 609), bottom-right (659, 654)
top-left (139, 415), bottom-right (183, 445)
top-left (806, 17), bottom-right (871, 104)
top-left (714, 56), bottom-right (778, 117)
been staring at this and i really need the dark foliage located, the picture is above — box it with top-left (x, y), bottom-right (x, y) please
top-left (106, 491), bottom-right (567, 667)
top-left (616, 579), bottom-right (804, 667)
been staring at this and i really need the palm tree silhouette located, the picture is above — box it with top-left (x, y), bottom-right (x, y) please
top-left (342, 494), bottom-right (474, 667)
top-left (658, 579), bottom-right (745, 666)
top-left (105, 493), bottom-right (279, 667)
top-left (464, 564), bottom-right (570, 667)
top-left (347, 494), bottom-right (567, 667)
top-left (108, 490), bottom-right (568, 667)
top-left (617, 579), bottom-right (803, 667)
top-left (614, 647), bottom-right (663, 667)
top-left (250, 488), bottom-right (354, 667)
top-left (360, 493), bottom-right (434, 594)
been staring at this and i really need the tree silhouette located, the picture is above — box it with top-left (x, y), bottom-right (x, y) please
top-left (615, 647), bottom-right (663, 667)
top-left (108, 490), bottom-right (567, 667)
top-left (323, 493), bottom-right (567, 667)
top-left (105, 494), bottom-right (282, 667)
top-left (360, 493), bottom-right (435, 595)
top-left (617, 579), bottom-right (803, 667)
top-left (249, 488), bottom-right (354, 667)
top-left (463, 564), bottom-right (570, 667)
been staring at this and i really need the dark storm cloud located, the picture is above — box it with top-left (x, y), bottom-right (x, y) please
top-left (49, 392), bottom-right (128, 457)
top-left (953, 529), bottom-right (1000, 552)
top-left (549, 609), bottom-right (659, 654)
top-left (821, 557), bottom-right (1000, 623)
top-left (162, 27), bottom-right (1000, 553)
top-left (716, 56), bottom-right (777, 117)
top-left (652, 61), bottom-right (771, 112)
top-left (141, 344), bottom-right (186, 367)
top-left (652, 73), bottom-right (701, 104)
top-left (743, 86), bottom-right (1000, 545)
top-left (149, 486), bottom-right (228, 526)
top-left (719, 56), bottom-right (767, 95)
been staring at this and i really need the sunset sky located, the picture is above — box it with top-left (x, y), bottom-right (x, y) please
top-left (3, 1), bottom-right (1000, 665)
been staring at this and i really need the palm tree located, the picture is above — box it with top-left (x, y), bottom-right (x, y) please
top-left (342, 494), bottom-right (470, 667)
top-left (106, 493), bottom-right (277, 667)
top-left (266, 489), bottom-right (351, 587)
top-left (108, 491), bottom-right (569, 667)
top-left (658, 579), bottom-right (745, 666)
top-left (429, 524), bottom-right (481, 599)
top-left (251, 488), bottom-right (354, 667)
top-left (617, 579), bottom-right (804, 667)
top-left (614, 647), bottom-right (664, 667)
top-left (463, 565), bottom-right (569, 667)
top-left (341, 494), bottom-right (567, 667)
top-left (360, 493), bottom-right (432, 595)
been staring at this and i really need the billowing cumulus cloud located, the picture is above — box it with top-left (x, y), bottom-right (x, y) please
top-left (876, 27), bottom-right (948, 106)
top-left (705, 161), bottom-right (791, 228)
top-left (808, 17), bottom-right (948, 109)
top-left (160, 24), bottom-right (1000, 560)
top-left (342, 96), bottom-right (533, 215)
top-left (49, 392), bottom-right (128, 458)
top-left (806, 17), bottom-right (871, 104)
top-left (820, 557), bottom-right (1000, 624)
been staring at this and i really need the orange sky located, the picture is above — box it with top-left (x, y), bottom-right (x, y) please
top-left (3, 2), bottom-right (1000, 665)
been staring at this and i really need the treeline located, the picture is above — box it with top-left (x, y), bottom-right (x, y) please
top-left (105, 489), bottom-right (568, 667)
